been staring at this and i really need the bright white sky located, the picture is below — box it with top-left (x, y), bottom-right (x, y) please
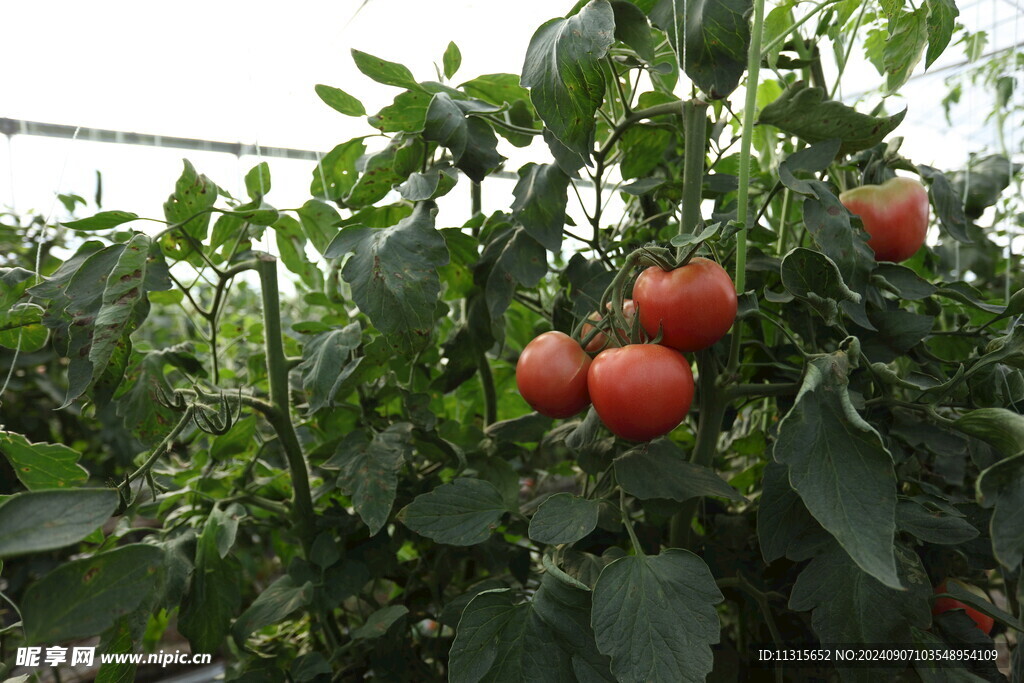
top-left (0, 0), bottom-right (1019, 234)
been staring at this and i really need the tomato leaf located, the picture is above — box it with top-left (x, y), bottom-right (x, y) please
top-left (350, 49), bottom-right (422, 91)
top-left (521, 0), bottom-right (615, 159)
top-left (442, 42), bottom-right (462, 80)
top-left (244, 161), bottom-right (271, 199)
top-left (311, 138), bottom-right (366, 201)
top-left (789, 543), bottom-right (932, 645)
top-left (529, 493), bottom-right (600, 545)
top-left (352, 605), bottom-right (409, 640)
top-left (650, 0), bottom-right (753, 99)
top-left (0, 431), bottom-right (88, 490)
top-left (925, 0), bottom-right (959, 68)
top-left (759, 82), bottom-right (907, 155)
top-left (615, 439), bottom-right (747, 503)
top-left (324, 424), bottom-right (412, 535)
top-left (422, 93), bottom-right (505, 182)
top-left (297, 323), bottom-right (362, 414)
top-left (21, 544), bottom-right (165, 644)
top-left (774, 341), bottom-right (902, 589)
top-left (0, 488), bottom-right (116, 558)
top-left (511, 163), bottom-right (570, 252)
top-left (232, 575), bottom-right (313, 643)
top-left (179, 506), bottom-right (243, 652)
top-left (896, 499), bottom-right (979, 545)
top-left (591, 549), bottom-right (722, 682)
top-left (976, 454), bottom-right (1024, 570)
top-left (757, 462), bottom-right (831, 563)
top-left (399, 478), bottom-right (509, 546)
top-left (326, 203), bottom-right (449, 346)
top-left (314, 84), bottom-right (366, 117)
top-left (161, 160), bottom-right (216, 255)
top-left (62, 210), bottom-right (139, 231)
top-left (781, 247), bottom-right (862, 325)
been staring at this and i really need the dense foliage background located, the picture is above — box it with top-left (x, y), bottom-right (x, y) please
top-left (1, 0), bottom-right (1022, 680)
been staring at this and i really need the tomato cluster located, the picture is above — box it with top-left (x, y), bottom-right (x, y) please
top-left (516, 257), bottom-right (737, 441)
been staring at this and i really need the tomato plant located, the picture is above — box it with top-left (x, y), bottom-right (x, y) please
top-left (839, 176), bottom-right (930, 262)
top-left (633, 257), bottom-right (738, 352)
top-left (1, 0), bottom-right (1022, 680)
top-left (587, 344), bottom-right (694, 441)
top-left (515, 331), bottom-right (591, 418)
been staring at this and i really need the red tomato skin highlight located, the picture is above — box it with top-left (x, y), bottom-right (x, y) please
top-left (587, 344), bottom-right (694, 441)
top-left (515, 331), bottom-right (592, 419)
top-left (932, 580), bottom-right (995, 635)
top-left (633, 258), bottom-right (738, 353)
top-left (839, 176), bottom-right (929, 262)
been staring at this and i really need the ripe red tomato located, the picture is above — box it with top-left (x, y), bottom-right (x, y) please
top-left (587, 344), bottom-right (694, 441)
top-left (515, 331), bottom-right (591, 419)
top-left (581, 299), bottom-right (638, 353)
top-left (633, 257), bottom-right (737, 353)
top-left (838, 176), bottom-right (929, 263)
top-left (932, 580), bottom-right (995, 634)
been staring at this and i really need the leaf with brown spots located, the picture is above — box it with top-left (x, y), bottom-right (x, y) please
top-left (0, 431), bottom-right (88, 491)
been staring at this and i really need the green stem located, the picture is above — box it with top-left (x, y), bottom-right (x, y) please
top-left (478, 352), bottom-right (497, 428)
top-left (775, 187), bottom-right (792, 256)
top-left (727, 0), bottom-right (767, 375)
top-left (670, 351), bottom-right (727, 548)
top-left (256, 255), bottom-right (316, 554)
top-left (830, 0), bottom-right (870, 98)
top-left (620, 488), bottom-right (645, 556)
top-left (681, 100), bottom-right (709, 241)
top-left (120, 408), bottom-right (195, 494)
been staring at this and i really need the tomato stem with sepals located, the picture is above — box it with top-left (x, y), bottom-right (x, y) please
top-left (727, 0), bottom-right (766, 376)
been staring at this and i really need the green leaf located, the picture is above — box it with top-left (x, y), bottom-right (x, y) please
top-left (619, 125), bottom-right (672, 180)
top-left (611, 0), bottom-right (655, 62)
top-left (368, 90), bottom-right (432, 133)
top-left (297, 323), bottom-right (362, 413)
top-left (296, 199), bottom-right (341, 255)
top-left (442, 41), bottom-right (462, 79)
top-left (952, 408), bottom-right (1024, 459)
top-left (925, 0), bottom-right (958, 68)
top-left (977, 454), bottom-right (1024, 569)
top-left (62, 211), bottom-right (139, 231)
top-left (650, 0), bottom-right (753, 99)
top-left (115, 351), bottom-right (179, 446)
top-left (789, 543), bottom-right (932, 645)
top-left (778, 139), bottom-right (842, 195)
top-left (343, 141), bottom-right (407, 208)
top-left (161, 160), bottom-right (216, 254)
top-left (325, 424), bottom-right (412, 535)
top-left (0, 488), bottom-right (117, 558)
top-left (757, 462), bottom-right (830, 563)
top-left (22, 544), bottom-right (165, 644)
top-left (450, 572), bottom-right (612, 682)
top-left (352, 605), bottom-right (409, 640)
top-left (511, 163), bottom-right (570, 251)
top-left (591, 550), bottom-right (723, 682)
top-left (872, 263), bottom-right (937, 300)
top-left (178, 506), bottom-right (243, 652)
top-left (273, 215), bottom-right (321, 290)
top-left (896, 499), bottom-right (979, 545)
top-left (483, 226), bottom-right (547, 321)
top-left (774, 342), bottom-right (901, 589)
top-left (759, 82), bottom-right (907, 155)
top-left (314, 84), bottom-right (366, 117)
top-left (399, 478), bottom-right (508, 546)
top-left (351, 49), bottom-right (421, 90)
top-left (232, 575), bottom-right (313, 642)
top-left (521, 0), bottom-right (616, 158)
top-left (529, 493), bottom-right (600, 544)
top-left (311, 138), bottom-right (366, 201)
top-left (615, 439), bottom-right (746, 503)
top-left (882, 9), bottom-right (928, 93)
top-left (950, 154), bottom-right (1020, 220)
top-left (326, 203), bottom-right (449, 343)
top-left (88, 234), bottom-right (156, 395)
top-left (781, 247), bottom-right (861, 325)
top-left (244, 161), bottom-right (271, 199)
top-left (0, 431), bottom-right (88, 490)
top-left (422, 93), bottom-right (505, 182)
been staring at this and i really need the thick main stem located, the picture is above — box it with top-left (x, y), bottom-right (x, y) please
top-left (257, 255), bottom-right (315, 554)
top-left (681, 100), bottom-right (709, 240)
